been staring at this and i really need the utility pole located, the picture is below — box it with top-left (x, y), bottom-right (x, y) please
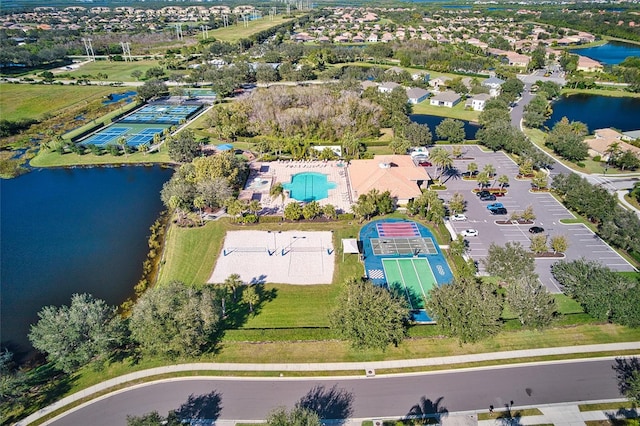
top-left (120, 41), bottom-right (132, 62)
top-left (82, 38), bottom-right (95, 62)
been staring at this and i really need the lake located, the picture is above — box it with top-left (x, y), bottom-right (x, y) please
top-left (570, 41), bottom-right (640, 66)
top-left (0, 166), bottom-right (172, 358)
top-left (410, 114), bottom-right (480, 140)
top-left (546, 94), bottom-right (640, 133)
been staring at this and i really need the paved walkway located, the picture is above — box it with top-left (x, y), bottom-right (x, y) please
top-left (19, 342), bottom-right (640, 425)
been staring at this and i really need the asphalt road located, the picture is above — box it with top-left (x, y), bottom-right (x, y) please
top-left (46, 359), bottom-right (624, 425)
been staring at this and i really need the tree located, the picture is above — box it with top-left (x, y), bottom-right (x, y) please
top-left (452, 145), bottom-right (463, 159)
top-left (435, 118), bottom-right (465, 143)
top-left (168, 129), bottom-right (201, 163)
top-left (521, 205), bottom-right (536, 222)
top-left (129, 281), bottom-right (221, 357)
top-left (389, 136), bottom-right (411, 155)
top-left (241, 285), bottom-right (260, 313)
top-left (613, 357), bottom-right (640, 404)
top-left (270, 182), bottom-right (286, 207)
top-left (476, 172), bottom-right (491, 189)
top-left (426, 277), bottom-right (503, 344)
top-left (545, 117), bottom-right (589, 162)
top-left (117, 136), bottom-right (128, 157)
top-left (550, 235), bottom-right (568, 253)
top-left (400, 121), bottom-right (432, 146)
top-left (497, 174), bottom-right (509, 189)
top-left (223, 273), bottom-right (243, 302)
top-left (0, 350), bottom-right (28, 407)
top-left (137, 79), bottom-right (168, 102)
top-left (467, 162), bottom-right (478, 175)
top-left (127, 411), bottom-right (181, 426)
top-left (130, 70), bottom-right (143, 81)
top-left (482, 163), bottom-right (496, 178)
top-left (506, 274), bottom-right (557, 329)
top-left (284, 202), bottom-right (303, 221)
top-left (28, 294), bottom-right (124, 373)
top-left (330, 277), bottom-right (409, 349)
top-left (531, 170), bottom-right (548, 190)
top-left (266, 406), bottom-right (321, 426)
top-left (430, 147), bottom-right (453, 181)
top-left (482, 242), bottom-right (536, 282)
top-left (529, 234), bottom-right (548, 254)
top-left (448, 192), bottom-right (466, 214)
top-left (302, 200), bottom-right (321, 220)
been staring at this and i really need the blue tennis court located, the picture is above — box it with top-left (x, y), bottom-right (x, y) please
top-left (82, 127), bottom-right (131, 146)
top-left (81, 125), bottom-right (167, 147)
top-left (120, 104), bottom-right (201, 125)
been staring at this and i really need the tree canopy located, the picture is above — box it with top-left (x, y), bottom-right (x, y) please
top-left (330, 277), bottom-right (409, 349)
top-left (482, 242), bottom-right (536, 282)
top-left (28, 293), bottom-right (124, 373)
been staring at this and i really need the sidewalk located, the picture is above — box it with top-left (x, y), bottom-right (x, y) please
top-left (19, 342), bottom-right (640, 425)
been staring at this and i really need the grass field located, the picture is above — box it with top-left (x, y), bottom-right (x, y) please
top-left (412, 99), bottom-right (480, 121)
top-left (0, 84), bottom-right (118, 121)
top-left (562, 87), bottom-right (640, 99)
top-left (208, 16), bottom-right (294, 43)
top-left (30, 149), bottom-right (172, 167)
top-left (62, 60), bottom-right (164, 82)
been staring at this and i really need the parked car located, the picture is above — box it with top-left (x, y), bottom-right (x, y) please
top-left (464, 171), bottom-right (480, 177)
top-left (418, 161), bottom-right (432, 167)
top-left (490, 207), bottom-right (508, 215)
top-left (476, 190), bottom-right (491, 198)
top-left (450, 214), bottom-right (467, 221)
top-left (529, 226), bottom-right (544, 234)
top-left (460, 229), bottom-right (478, 237)
top-left (479, 194), bottom-right (496, 201)
top-left (486, 202), bottom-right (504, 211)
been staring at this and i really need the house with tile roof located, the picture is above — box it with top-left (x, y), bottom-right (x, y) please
top-left (585, 128), bottom-right (640, 161)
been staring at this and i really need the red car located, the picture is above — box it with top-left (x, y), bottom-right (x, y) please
top-left (418, 161), bottom-right (432, 167)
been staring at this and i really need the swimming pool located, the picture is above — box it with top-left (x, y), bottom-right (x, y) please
top-left (283, 172), bottom-right (337, 202)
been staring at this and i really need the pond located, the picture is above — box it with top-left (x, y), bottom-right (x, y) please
top-left (410, 114), bottom-right (480, 140)
top-left (570, 41), bottom-right (640, 66)
top-left (0, 166), bottom-right (172, 359)
top-left (546, 94), bottom-right (640, 133)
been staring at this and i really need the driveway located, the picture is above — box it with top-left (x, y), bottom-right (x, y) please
top-left (432, 145), bottom-right (635, 292)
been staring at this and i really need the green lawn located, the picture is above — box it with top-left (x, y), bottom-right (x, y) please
top-left (208, 16), bottom-right (294, 43)
top-left (0, 83), bottom-right (119, 121)
top-left (61, 60), bottom-right (163, 82)
top-left (412, 100), bottom-right (480, 122)
top-left (562, 87), bottom-right (640, 99)
top-left (30, 149), bottom-right (172, 167)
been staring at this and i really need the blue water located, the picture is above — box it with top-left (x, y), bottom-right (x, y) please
top-left (570, 41), bottom-right (640, 66)
top-left (0, 166), bottom-right (172, 357)
top-left (283, 172), bottom-right (337, 202)
top-left (103, 91), bottom-right (137, 105)
top-left (546, 94), bottom-right (640, 133)
top-left (410, 114), bottom-right (480, 140)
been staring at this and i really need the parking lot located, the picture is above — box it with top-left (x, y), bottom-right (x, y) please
top-left (430, 145), bottom-right (636, 292)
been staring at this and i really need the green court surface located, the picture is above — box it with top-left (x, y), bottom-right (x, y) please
top-left (382, 258), bottom-right (437, 309)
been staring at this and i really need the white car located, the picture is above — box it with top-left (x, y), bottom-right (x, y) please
top-left (450, 214), bottom-right (467, 221)
top-left (461, 229), bottom-right (478, 237)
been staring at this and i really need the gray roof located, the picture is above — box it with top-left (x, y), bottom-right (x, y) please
top-left (431, 90), bottom-right (461, 102)
top-left (471, 93), bottom-right (492, 101)
top-left (379, 81), bottom-right (401, 90)
top-left (406, 87), bottom-right (430, 99)
top-left (623, 130), bottom-right (640, 140)
top-left (482, 76), bottom-right (505, 87)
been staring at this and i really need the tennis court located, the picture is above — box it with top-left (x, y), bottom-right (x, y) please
top-left (120, 104), bottom-right (201, 125)
top-left (360, 219), bottom-right (454, 322)
top-left (383, 258), bottom-right (436, 310)
top-left (81, 124), bottom-right (168, 147)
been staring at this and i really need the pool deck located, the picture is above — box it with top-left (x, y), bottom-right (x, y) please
top-left (241, 160), bottom-right (354, 214)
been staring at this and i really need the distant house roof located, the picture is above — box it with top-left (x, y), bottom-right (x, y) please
top-left (361, 80), bottom-right (378, 90)
top-left (482, 76), bottom-right (505, 87)
top-left (431, 90), bottom-right (461, 103)
top-left (584, 128), bottom-right (640, 159)
top-left (348, 155), bottom-right (430, 202)
top-left (379, 81), bottom-right (401, 92)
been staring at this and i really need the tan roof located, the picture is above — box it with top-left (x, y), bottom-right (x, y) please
top-left (348, 155), bottom-right (430, 201)
top-left (585, 128), bottom-right (640, 157)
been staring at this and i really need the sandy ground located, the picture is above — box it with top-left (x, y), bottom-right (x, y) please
top-left (208, 230), bottom-right (335, 285)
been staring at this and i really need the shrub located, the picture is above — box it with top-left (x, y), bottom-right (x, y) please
top-left (593, 155), bottom-right (602, 162)
top-left (258, 215), bottom-right (283, 223)
top-left (338, 213), bottom-right (355, 220)
top-left (576, 162), bottom-right (586, 168)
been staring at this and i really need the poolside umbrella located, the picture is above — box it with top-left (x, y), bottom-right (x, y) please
top-left (217, 144), bottom-right (233, 151)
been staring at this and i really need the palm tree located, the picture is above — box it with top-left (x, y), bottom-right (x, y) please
top-left (467, 162), bottom-right (478, 177)
top-left (248, 199), bottom-right (261, 215)
top-left (430, 147), bottom-right (453, 181)
top-left (270, 182), bottom-right (285, 208)
top-left (138, 144), bottom-right (149, 156)
top-left (117, 136), bottom-right (128, 157)
top-left (482, 163), bottom-right (496, 178)
top-left (194, 195), bottom-right (206, 225)
top-left (605, 142), bottom-right (621, 165)
top-left (224, 273), bottom-right (243, 302)
top-left (452, 145), bottom-right (463, 159)
top-left (241, 285), bottom-right (260, 313)
top-left (498, 174), bottom-right (509, 189)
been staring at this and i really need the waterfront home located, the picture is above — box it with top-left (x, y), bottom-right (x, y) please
top-left (429, 90), bottom-right (461, 108)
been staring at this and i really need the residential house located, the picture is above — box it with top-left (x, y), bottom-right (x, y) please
top-left (348, 155), bottom-right (431, 205)
top-left (585, 128), bottom-right (640, 161)
top-left (466, 93), bottom-right (492, 111)
top-left (482, 76), bottom-right (505, 97)
top-left (367, 33), bottom-right (379, 43)
top-left (577, 55), bottom-right (603, 72)
top-left (378, 81), bottom-right (402, 94)
top-left (429, 90), bottom-right (461, 108)
top-left (428, 76), bottom-right (450, 90)
top-left (406, 87), bottom-right (430, 104)
top-left (412, 72), bottom-right (430, 82)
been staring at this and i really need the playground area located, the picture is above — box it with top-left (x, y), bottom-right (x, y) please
top-left (209, 231), bottom-right (335, 285)
top-left (360, 219), bottom-right (453, 322)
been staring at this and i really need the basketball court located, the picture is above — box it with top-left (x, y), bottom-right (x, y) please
top-left (209, 231), bottom-right (335, 285)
